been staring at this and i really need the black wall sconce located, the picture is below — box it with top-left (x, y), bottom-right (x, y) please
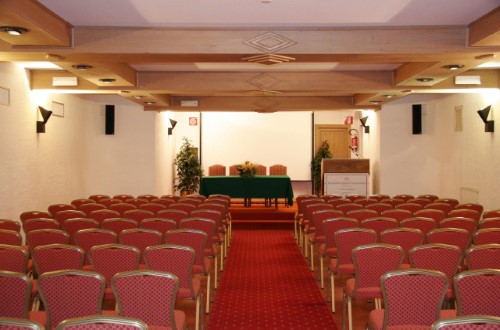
top-left (36, 106), bottom-right (52, 133)
top-left (477, 105), bottom-right (494, 132)
top-left (168, 119), bottom-right (177, 135)
top-left (360, 116), bottom-right (370, 133)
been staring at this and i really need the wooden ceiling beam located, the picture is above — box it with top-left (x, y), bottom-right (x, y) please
top-left (56, 62), bottom-right (137, 87)
top-left (468, 7), bottom-right (500, 47)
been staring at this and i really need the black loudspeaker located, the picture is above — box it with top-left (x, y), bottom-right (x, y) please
top-left (105, 105), bottom-right (115, 135)
top-left (412, 104), bottom-right (422, 134)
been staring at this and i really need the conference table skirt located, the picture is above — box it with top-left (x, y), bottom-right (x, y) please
top-left (199, 175), bottom-right (294, 206)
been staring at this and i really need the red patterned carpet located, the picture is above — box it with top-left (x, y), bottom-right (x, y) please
top-left (207, 230), bottom-right (338, 330)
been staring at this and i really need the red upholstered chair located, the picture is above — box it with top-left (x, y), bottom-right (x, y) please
top-left (336, 203), bottom-right (364, 215)
top-left (380, 228), bottom-right (424, 268)
top-left (343, 243), bottom-right (404, 330)
top-left (346, 194), bottom-right (366, 202)
top-left (88, 194), bottom-right (111, 203)
top-left (465, 244), bottom-right (500, 270)
top-left (100, 199), bottom-right (123, 208)
top-left (479, 217), bottom-right (500, 229)
top-left (20, 211), bottom-right (52, 223)
top-left (71, 199), bottom-right (96, 209)
top-left (431, 315), bottom-right (500, 330)
top-left (169, 202), bottom-right (196, 214)
top-left (473, 228), bottom-right (500, 245)
top-left (397, 202), bottom-right (423, 214)
top-left (208, 164), bottom-right (226, 176)
top-left (228, 164), bottom-right (239, 176)
top-left (295, 196), bottom-right (321, 241)
top-left (101, 218), bottom-right (138, 236)
top-left (400, 217), bottom-right (437, 241)
top-left (454, 269), bottom-right (500, 317)
top-left (122, 209), bottom-right (154, 224)
top-left (144, 244), bottom-right (203, 330)
top-left (309, 209), bottom-right (344, 273)
top-left (157, 209), bottom-right (189, 226)
top-left (353, 198), bottom-right (379, 208)
top-left (137, 194), bottom-right (158, 202)
top-left (27, 229), bottom-right (69, 252)
top-left (62, 218), bottom-right (99, 244)
top-left (161, 195), bottom-right (181, 202)
top-left (417, 194), bottom-right (439, 202)
top-left (302, 202), bottom-right (332, 260)
top-left (0, 270), bottom-right (32, 318)
top-left (111, 270), bottom-right (186, 330)
top-left (254, 164), bottom-right (266, 175)
top-left (380, 198), bottom-right (405, 208)
top-left (425, 202), bottom-right (454, 216)
top-left (369, 194), bottom-right (391, 202)
top-left (439, 217), bottom-right (477, 235)
top-left (53, 210), bottom-right (86, 227)
top-left (23, 218), bottom-right (59, 235)
top-left (392, 194), bottom-right (414, 202)
top-left (109, 203), bottom-right (136, 216)
top-left (269, 164), bottom-right (287, 175)
top-left (0, 219), bottom-right (20, 232)
top-left (138, 202), bottom-right (167, 215)
top-left (56, 315), bottom-right (148, 330)
top-left (407, 198), bottom-right (433, 207)
top-left (380, 209), bottom-right (413, 223)
top-left (113, 195), bottom-right (134, 202)
top-left (435, 198), bottom-right (460, 209)
top-left (0, 230), bottom-right (22, 247)
top-left (88, 209), bottom-right (121, 225)
top-left (414, 208), bottom-right (447, 223)
top-left (328, 228), bottom-right (377, 312)
top-left (448, 209), bottom-right (481, 221)
top-left (32, 244), bottom-right (84, 276)
top-left (119, 228), bottom-right (162, 265)
top-left (321, 194), bottom-right (343, 203)
top-left (124, 198), bottom-right (149, 208)
top-left (366, 269), bottom-right (450, 330)
top-left (409, 243), bottom-right (462, 307)
top-left (346, 209), bottom-right (378, 223)
top-left (190, 209), bottom-right (226, 260)
top-left (0, 244), bottom-right (29, 273)
top-left (365, 203), bottom-right (393, 215)
top-left (178, 198), bottom-right (203, 207)
top-left (89, 244), bottom-right (140, 304)
top-left (0, 318), bottom-right (44, 330)
top-left (482, 209), bottom-right (500, 219)
top-left (78, 203), bottom-right (106, 217)
top-left (48, 204), bottom-right (75, 217)
top-left (74, 228), bottom-right (117, 266)
top-left (360, 217), bottom-right (399, 240)
top-left (140, 218), bottom-right (177, 239)
top-left (150, 198), bottom-right (176, 209)
top-left (30, 270), bottom-right (106, 330)
top-left (327, 198), bottom-right (352, 208)
top-left (427, 228), bottom-right (471, 252)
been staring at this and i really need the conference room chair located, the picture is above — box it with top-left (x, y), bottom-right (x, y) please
top-left (169, 202), bottom-right (196, 214)
top-left (319, 217), bottom-right (359, 290)
top-left (380, 208), bottom-right (413, 223)
top-left (465, 244), bottom-right (500, 270)
top-left (70, 199), bottom-right (96, 209)
top-left (425, 202), bottom-right (454, 216)
top-left (366, 269), bottom-right (451, 330)
top-left (53, 210), bottom-right (87, 227)
top-left (77, 203), bottom-right (106, 217)
top-left (0, 244), bottom-right (29, 273)
top-left (447, 209), bottom-right (481, 221)
top-left (122, 209), bottom-right (155, 223)
top-left (200, 200), bottom-right (232, 245)
top-left (369, 194), bottom-right (391, 202)
top-left (62, 218), bottom-right (99, 245)
top-left (431, 315), bottom-right (500, 330)
top-left (88, 209), bottom-right (121, 225)
top-left (161, 194), bottom-right (181, 202)
top-left (346, 209), bottom-right (378, 222)
top-left (30, 270), bottom-right (106, 330)
top-left (150, 198), bottom-right (176, 208)
top-left (108, 203), bottom-right (137, 216)
top-left (111, 270), bottom-right (186, 330)
top-left (144, 244), bottom-right (203, 330)
top-left (428, 228), bottom-right (471, 253)
top-left (269, 164), bottom-right (287, 175)
top-left (408, 198), bottom-right (433, 207)
top-left (187, 194), bottom-right (207, 202)
top-left (479, 217), bottom-right (500, 229)
top-left (343, 243), bottom-right (404, 330)
top-left (344, 194), bottom-right (365, 202)
top-left (380, 228), bottom-right (424, 269)
top-left (190, 209), bottom-right (226, 260)
top-left (336, 203), bottom-right (364, 215)
top-left (164, 229), bottom-right (212, 314)
top-left (136, 194), bottom-right (158, 202)
top-left (379, 198), bottom-right (405, 208)
top-left (0, 317), bottom-right (44, 330)
top-left (309, 209), bottom-right (344, 273)
top-left (435, 198), bottom-right (460, 209)
top-left (320, 194), bottom-right (342, 203)
top-left (482, 209), bottom-right (500, 219)
top-left (27, 229), bottom-right (69, 252)
top-left (178, 197), bottom-right (203, 207)
top-left (125, 199), bottom-right (149, 209)
top-left (157, 209), bottom-right (189, 226)
top-left (302, 202), bottom-right (333, 260)
top-left (88, 194), bottom-right (111, 203)
top-left (0, 219), bottom-right (20, 232)
top-left (119, 228), bottom-right (162, 265)
top-left (99, 198), bottom-right (123, 208)
top-left (228, 164), bottom-right (239, 176)
top-left (207, 194), bottom-right (231, 201)
top-left (56, 315), bottom-right (147, 330)
top-left (253, 164), bottom-right (266, 175)
top-left (454, 269), bottom-right (500, 317)
top-left (365, 203), bottom-right (393, 215)
top-left (20, 211), bottom-right (52, 223)
top-left (397, 202), bottom-right (423, 214)
top-left (409, 243), bottom-right (463, 308)
top-left (414, 208), bottom-right (447, 222)
top-left (47, 204), bottom-right (76, 217)
top-left (328, 228), bottom-right (377, 313)
top-left (294, 195), bottom-right (321, 241)
top-left (208, 164), bottom-right (226, 176)
top-left (326, 198), bottom-right (352, 209)
top-left (101, 218), bottom-right (138, 235)
top-left (113, 195), bottom-right (134, 202)
top-left (140, 218), bottom-right (177, 239)
top-left (0, 270), bottom-right (32, 319)
top-left (454, 202), bottom-right (484, 215)
top-left (89, 244), bottom-right (140, 305)
top-left (360, 217), bottom-right (399, 240)
top-left (417, 194), bottom-right (440, 202)
top-left (74, 228), bottom-right (117, 266)
top-left (392, 194), bottom-right (414, 202)
top-left (0, 229), bottom-right (22, 246)
top-left (353, 198), bottom-right (379, 207)
top-left (400, 217), bottom-right (438, 241)
top-left (439, 217), bottom-right (477, 235)
top-left (473, 228), bottom-right (500, 245)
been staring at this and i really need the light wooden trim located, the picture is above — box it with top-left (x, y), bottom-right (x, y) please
top-left (468, 7), bottom-right (500, 47)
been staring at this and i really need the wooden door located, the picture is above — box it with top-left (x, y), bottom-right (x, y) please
top-left (314, 124), bottom-right (350, 159)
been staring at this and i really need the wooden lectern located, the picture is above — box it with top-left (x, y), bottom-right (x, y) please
top-left (321, 159), bottom-right (370, 197)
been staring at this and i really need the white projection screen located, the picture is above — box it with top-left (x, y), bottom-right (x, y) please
top-left (201, 112), bottom-right (312, 181)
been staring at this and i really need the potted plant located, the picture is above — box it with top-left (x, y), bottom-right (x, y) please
top-left (173, 137), bottom-right (203, 195)
top-left (311, 140), bottom-right (332, 196)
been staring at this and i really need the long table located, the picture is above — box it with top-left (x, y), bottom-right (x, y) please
top-left (199, 175), bottom-right (294, 207)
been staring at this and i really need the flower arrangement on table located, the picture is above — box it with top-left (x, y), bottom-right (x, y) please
top-left (236, 161), bottom-right (257, 177)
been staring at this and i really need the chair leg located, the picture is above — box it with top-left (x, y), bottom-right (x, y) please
top-left (320, 255), bottom-right (324, 289)
top-left (347, 296), bottom-right (353, 330)
top-left (330, 271), bottom-right (336, 313)
top-left (310, 241), bottom-right (315, 271)
top-left (205, 273), bottom-right (211, 314)
top-left (220, 243), bottom-right (224, 272)
top-left (214, 256), bottom-right (218, 289)
top-left (195, 293), bottom-right (201, 330)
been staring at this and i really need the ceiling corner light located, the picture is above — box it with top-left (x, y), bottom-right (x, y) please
top-left (133, 95), bottom-right (145, 99)
top-left (370, 100), bottom-right (381, 104)
top-left (416, 77), bottom-right (434, 82)
top-left (443, 64), bottom-right (464, 71)
top-left (72, 64), bottom-right (93, 70)
top-left (99, 78), bottom-right (116, 83)
top-left (383, 95), bottom-right (396, 99)
top-left (144, 101), bottom-right (156, 105)
top-left (0, 26), bottom-right (28, 36)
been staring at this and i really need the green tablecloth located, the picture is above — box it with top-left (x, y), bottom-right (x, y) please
top-left (199, 175), bottom-right (294, 206)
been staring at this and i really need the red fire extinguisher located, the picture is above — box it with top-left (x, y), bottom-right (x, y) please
top-left (350, 129), bottom-right (359, 151)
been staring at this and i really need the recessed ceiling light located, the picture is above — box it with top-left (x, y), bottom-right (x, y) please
top-left (443, 64), bottom-right (464, 70)
top-left (134, 95), bottom-right (145, 99)
top-left (0, 26), bottom-right (28, 36)
top-left (72, 64), bottom-right (93, 70)
top-left (401, 89), bottom-right (413, 93)
top-left (144, 101), bottom-right (156, 105)
top-left (99, 78), bottom-right (116, 83)
top-left (383, 95), bottom-right (396, 99)
top-left (370, 100), bottom-right (381, 104)
top-left (416, 77), bottom-right (434, 82)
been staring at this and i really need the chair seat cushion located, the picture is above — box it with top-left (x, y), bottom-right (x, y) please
top-left (329, 259), bottom-right (354, 275)
top-left (367, 309), bottom-right (458, 330)
top-left (177, 278), bottom-right (201, 299)
top-left (148, 310), bottom-right (185, 330)
top-left (193, 258), bottom-right (212, 275)
top-left (345, 278), bottom-right (382, 299)
top-left (318, 244), bottom-right (337, 257)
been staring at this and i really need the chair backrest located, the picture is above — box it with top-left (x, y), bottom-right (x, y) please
top-left (351, 243), bottom-right (403, 297)
top-left (447, 209), bottom-right (481, 221)
top-left (439, 217), bottom-right (477, 235)
top-left (78, 203), bottom-right (106, 217)
top-left (0, 270), bottom-right (32, 318)
top-left (365, 203), bottom-right (393, 214)
top-left (100, 198), bottom-right (123, 208)
top-left (112, 270), bottom-right (181, 329)
top-left (311, 209), bottom-right (344, 237)
top-left (369, 194), bottom-right (391, 202)
top-left (63, 218), bottom-right (100, 244)
top-left (380, 209), bottom-right (413, 223)
top-left (435, 198), bottom-right (460, 208)
top-left (303, 203), bottom-right (332, 224)
top-left (144, 244), bottom-right (196, 297)
top-left (380, 198), bottom-right (405, 208)
top-left (124, 198), bottom-right (148, 207)
top-left (157, 209), bottom-right (189, 225)
top-left (407, 198), bottom-right (433, 207)
top-left (417, 194), bottom-right (439, 202)
top-left (101, 218), bottom-right (138, 235)
top-left (431, 315), bottom-right (500, 330)
top-left (88, 209), bottom-right (121, 224)
top-left (140, 218), bottom-right (177, 237)
top-left (0, 229), bottom-right (22, 246)
top-left (427, 228), bottom-right (471, 252)
top-left (138, 203), bottom-right (167, 215)
top-left (322, 217), bottom-right (359, 249)
top-left (269, 164), bottom-right (287, 175)
top-left (178, 198), bottom-right (203, 207)
top-left (160, 195), bottom-right (181, 202)
top-left (56, 315), bottom-right (148, 330)
top-left (74, 228), bottom-right (117, 264)
top-left (454, 269), bottom-right (500, 316)
top-left (482, 209), bottom-right (500, 219)
top-left (23, 218), bottom-right (59, 234)
top-left (380, 228), bottom-right (424, 264)
top-left (113, 195), bottom-right (135, 202)
top-left (32, 244), bottom-right (84, 275)
top-left (400, 217), bottom-right (437, 239)
top-left (53, 210), bottom-right (87, 226)
top-left (48, 204), bottom-right (76, 216)
top-left (119, 229), bottom-right (162, 258)
top-left (353, 198), bottom-right (379, 207)
top-left (360, 217), bottom-right (399, 239)
top-left (346, 194), bottom-right (367, 202)
top-left (109, 203), bottom-right (137, 215)
top-left (254, 164), bottom-right (266, 175)
top-left (346, 209), bottom-right (379, 222)
top-left (89, 244), bottom-right (140, 287)
top-left (380, 269), bottom-right (448, 328)
top-left (333, 228), bottom-right (377, 271)
top-left (336, 203), bottom-right (364, 215)
top-left (0, 244), bottom-right (29, 273)
top-left (465, 244), bottom-right (500, 270)
top-left (179, 218), bottom-right (216, 251)
top-left (151, 198), bottom-right (176, 209)
top-left (168, 203), bottom-right (196, 214)
top-left (164, 229), bottom-right (208, 274)
top-left (393, 194), bottom-right (414, 202)
top-left (38, 270), bottom-right (105, 330)
top-left (473, 228), bottom-right (500, 245)
top-left (0, 219), bottom-right (20, 232)
top-left (27, 229), bottom-right (69, 251)
top-left (414, 209), bottom-right (447, 222)
top-left (424, 202), bottom-right (454, 216)
top-left (397, 202), bottom-right (424, 213)
top-left (320, 195), bottom-right (343, 203)
top-left (0, 317), bottom-right (44, 330)
top-left (88, 194), bottom-right (111, 203)
top-left (71, 199), bottom-right (96, 209)
top-left (137, 194), bottom-right (158, 202)
top-left (228, 164), bottom-right (239, 176)
top-left (409, 243), bottom-right (462, 290)
top-left (122, 209), bottom-right (155, 223)
top-left (20, 211), bottom-right (52, 222)
top-left (208, 164), bottom-right (226, 176)
top-left (479, 217), bottom-right (500, 229)
top-left (197, 203), bottom-right (227, 220)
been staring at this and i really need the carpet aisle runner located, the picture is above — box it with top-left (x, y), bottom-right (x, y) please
top-left (207, 230), bottom-right (338, 330)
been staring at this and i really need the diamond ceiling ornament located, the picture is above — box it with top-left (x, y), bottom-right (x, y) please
top-left (243, 32), bottom-right (297, 53)
top-left (242, 54), bottom-right (296, 65)
top-left (247, 73), bottom-right (279, 89)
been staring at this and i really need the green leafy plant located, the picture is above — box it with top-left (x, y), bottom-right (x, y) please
top-left (311, 140), bottom-right (332, 196)
top-left (173, 137), bottom-right (203, 194)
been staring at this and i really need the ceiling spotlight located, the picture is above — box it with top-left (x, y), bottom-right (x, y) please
top-left (383, 95), bottom-right (396, 99)
top-left (0, 26), bottom-right (28, 36)
top-left (99, 78), bottom-right (116, 83)
top-left (144, 101), bottom-right (156, 105)
top-left (72, 64), bottom-right (93, 70)
top-left (370, 100), bottom-right (381, 104)
top-left (443, 64), bottom-right (464, 70)
top-left (416, 77), bottom-right (434, 82)
top-left (134, 95), bottom-right (145, 99)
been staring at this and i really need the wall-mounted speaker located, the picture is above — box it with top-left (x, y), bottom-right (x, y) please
top-left (105, 104), bottom-right (115, 135)
top-left (412, 104), bottom-right (422, 135)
